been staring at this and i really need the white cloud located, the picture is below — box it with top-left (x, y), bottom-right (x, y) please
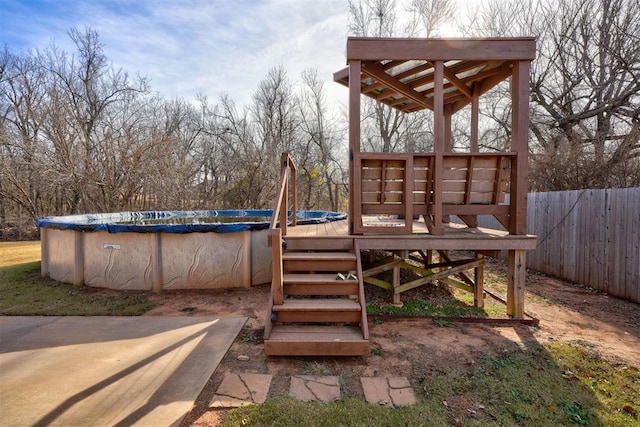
top-left (1, 0), bottom-right (457, 113)
top-left (1, 0), bottom-right (350, 106)
top-left (37, 0), bottom-right (349, 110)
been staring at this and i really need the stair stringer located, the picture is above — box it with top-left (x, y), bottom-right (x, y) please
top-left (354, 239), bottom-right (369, 340)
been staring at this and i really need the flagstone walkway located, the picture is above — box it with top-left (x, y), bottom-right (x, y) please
top-left (210, 373), bottom-right (417, 408)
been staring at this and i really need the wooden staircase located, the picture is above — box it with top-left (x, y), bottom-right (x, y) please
top-left (264, 237), bottom-right (370, 356)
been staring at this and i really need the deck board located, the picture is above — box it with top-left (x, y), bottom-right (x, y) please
top-left (287, 218), bottom-right (536, 250)
top-left (283, 273), bottom-right (357, 284)
top-left (272, 299), bottom-right (361, 311)
top-left (264, 325), bottom-right (369, 356)
top-left (283, 252), bottom-right (356, 261)
top-left (267, 325), bottom-right (365, 341)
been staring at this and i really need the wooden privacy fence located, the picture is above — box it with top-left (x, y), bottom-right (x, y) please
top-left (528, 188), bottom-right (639, 303)
top-left (465, 188), bottom-right (639, 303)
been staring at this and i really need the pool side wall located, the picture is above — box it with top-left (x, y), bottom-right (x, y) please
top-left (41, 228), bottom-right (272, 290)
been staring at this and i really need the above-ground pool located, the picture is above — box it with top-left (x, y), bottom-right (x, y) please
top-left (37, 210), bottom-right (346, 291)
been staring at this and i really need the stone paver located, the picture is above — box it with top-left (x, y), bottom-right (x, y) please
top-left (289, 375), bottom-right (341, 402)
top-left (361, 377), bottom-right (417, 407)
top-left (210, 373), bottom-right (272, 408)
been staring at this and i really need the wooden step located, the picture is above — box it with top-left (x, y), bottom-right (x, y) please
top-left (284, 236), bottom-right (354, 251)
top-left (283, 273), bottom-right (359, 296)
top-left (273, 299), bottom-right (361, 311)
top-left (272, 298), bottom-right (362, 323)
top-left (264, 325), bottom-right (369, 356)
top-left (283, 251), bottom-right (357, 272)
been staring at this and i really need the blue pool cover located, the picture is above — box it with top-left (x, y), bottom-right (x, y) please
top-left (37, 210), bottom-right (347, 234)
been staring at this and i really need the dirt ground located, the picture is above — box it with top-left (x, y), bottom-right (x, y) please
top-left (143, 257), bottom-right (640, 426)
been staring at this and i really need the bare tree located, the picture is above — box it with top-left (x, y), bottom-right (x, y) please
top-left (296, 68), bottom-right (345, 211)
top-left (469, 0), bottom-right (640, 190)
top-left (0, 48), bottom-right (53, 219)
top-left (405, 0), bottom-right (456, 37)
top-left (213, 94), bottom-right (264, 209)
top-left (248, 66), bottom-right (299, 207)
top-left (348, 0), bottom-right (399, 37)
top-left (34, 27), bottom-right (150, 212)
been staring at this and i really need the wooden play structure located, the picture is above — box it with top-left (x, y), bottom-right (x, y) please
top-left (263, 37), bottom-right (537, 356)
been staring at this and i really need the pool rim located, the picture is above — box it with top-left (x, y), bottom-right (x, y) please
top-left (36, 209), bottom-right (347, 234)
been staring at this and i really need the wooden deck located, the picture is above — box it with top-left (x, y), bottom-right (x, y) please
top-left (264, 37), bottom-right (537, 356)
top-left (287, 218), bottom-right (536, 251)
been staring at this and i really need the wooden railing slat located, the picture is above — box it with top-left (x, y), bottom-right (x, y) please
top-left (355, 151), bottom-right (517, 235)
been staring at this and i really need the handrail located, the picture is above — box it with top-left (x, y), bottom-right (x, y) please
top-left (269, 152), bottom-right (297, 240)
top-left (268, 152), bottom-right (297, 306)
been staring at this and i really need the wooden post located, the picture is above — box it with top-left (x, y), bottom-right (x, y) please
top-left (425, 249), bottom-right (433, 268)
top-left (470, 86), bottom-right (479, 152)
top-left (280, 153), bottom-right (288, 236)
top-left (474, 254), bottom-right (484, 308)
top-left (510, 60), bottom-right (530, 235)
top-left (392, 264), bottom-right (402, 306)
top-left (349, 60), bottom-right (361, 235)
top-left (392, 250), bottom-right (407, 306)
top-left (444, 104), bottom-right (453, 152)
top-left (289, 155), bottom-right (297, 227)
top-left (270, 228), bottom-right (284, 305)
top-left (404, 156), bottom-right (414, 231)
top-left (507, 249), bottom-right (526, 318)
top-left (432, 61), bottom-right (445, 235)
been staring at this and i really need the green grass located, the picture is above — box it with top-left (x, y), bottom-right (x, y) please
top-left (224, 395), bottom-right (449, 427)
top-left (366, 287), bottom-right (503, 318)
top-left (547, 342), bottom-right (640, 426)
top-left (363, 253), bottom-right (506, 319)
top-left (367, 296), bottom-right (487, 317)
top-left (224, 342), bottom-right (640, 427)
top-left (0, 242), bottom-right (155, 315)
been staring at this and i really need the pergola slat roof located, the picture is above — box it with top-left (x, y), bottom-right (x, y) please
top-left (334, 37), bottom-right (536, 114)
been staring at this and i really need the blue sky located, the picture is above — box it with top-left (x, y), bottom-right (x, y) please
top-left (0, 0), bottom-right (351, 108)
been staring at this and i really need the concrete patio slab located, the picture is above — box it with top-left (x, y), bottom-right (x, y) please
top-left (0, 316), bottom-right (246, 427)
top-left (289, 375), bottom-right (341, 402)
top-left (210, 373), bottom-right (272, 408)
top-left (361, 377), bottom-right (417, 407)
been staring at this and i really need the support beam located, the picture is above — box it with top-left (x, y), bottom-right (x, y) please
top-left (361, 62), bottom-right (433, 110)
top-left (444, 104), bottom-right (453, 151)
top-left (474, 256), bottom-right (484, 308)
top-left (441, 63), bottom-right (472, 99)
top-left (280, 154), bottom-right (288, 235)
top-left (392, 262), bottom-right (402, 306)
top-left (270, 228), bottom-right (284, 305)
top-left (432, 61), bottom-right (445, 235)
top-left (507, 249), bottom-right (526, 318)
top-left (349, 60), bottom-right (361, 235)
top-left (510, 60), bottom-right (530, 235)
top-left (470, 84), bottom-right (479, 152)
top-left (346, 37), bottom-right (537, 61)
top-left (451, 64), bottom-right (513, 114)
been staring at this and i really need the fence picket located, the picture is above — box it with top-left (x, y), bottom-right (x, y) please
top-left (473, 188), bottom-right (639, 303)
